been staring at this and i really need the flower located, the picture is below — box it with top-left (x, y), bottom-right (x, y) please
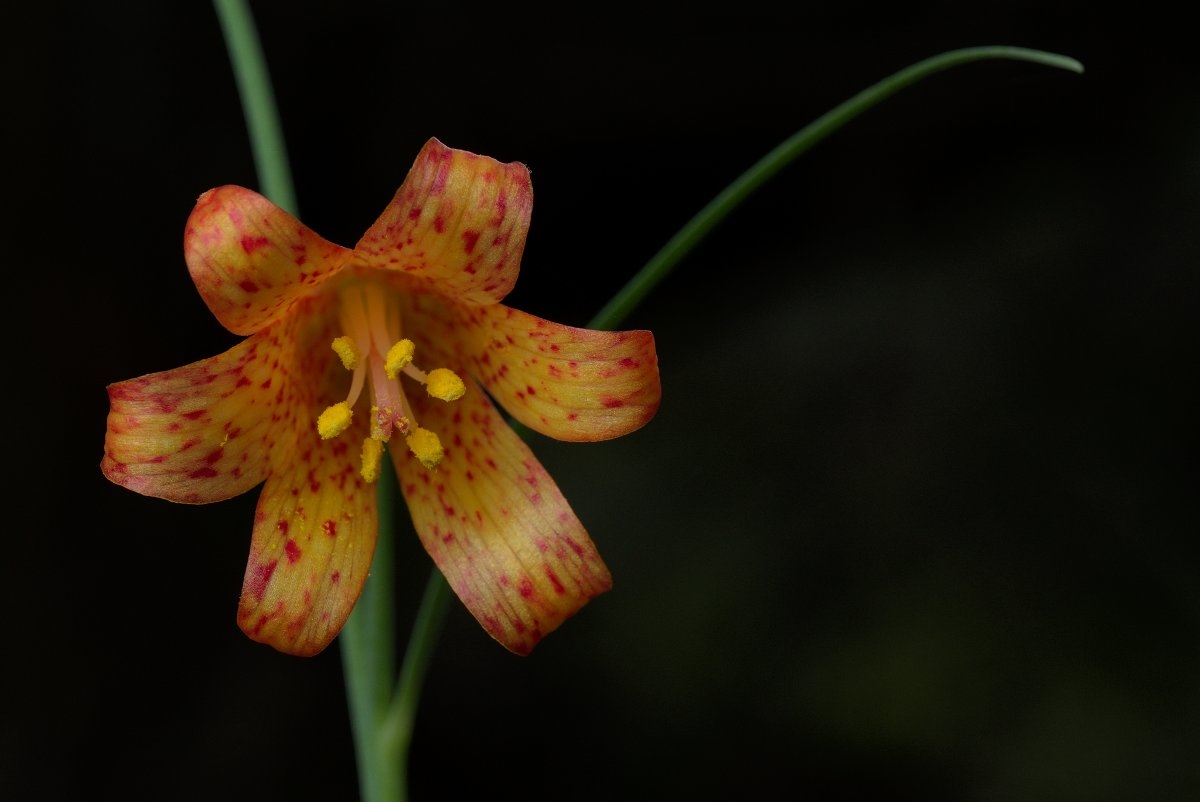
top-left (101, 138), bottom-right (661, 657)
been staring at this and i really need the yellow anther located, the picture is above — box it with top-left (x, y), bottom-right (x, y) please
top-left (385, 339), bottom-right (416, 380)
top-left (317, 401), bottom-right (353, 439)
top-left (406, 427), bottom-right (444, 470)
top-left (425, 368), bottom-right (466, 402)
top-left (360, 437), bottom-right (384, 482)
top-left (330, 336), bottom-right (359, 370)
top-left (369, 405), bottom-right (385, 441)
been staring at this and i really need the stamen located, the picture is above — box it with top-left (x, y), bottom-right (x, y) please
top-left (425, 368), bottom-right (466, 402)
top-left (365, 281), bottom-right (398, 354)
top-left (385, 339), bottom-right (415, 379)
top-left (315, 280), bottom-right (464, 474)
top-left (360, 437), bottom-right (384, 482)
top-left (331, 336), bottom-right (359, 370)
top-left (406, 427), bottom-right (444, 470)
top-left (317, 401), bottom-right (354, 439)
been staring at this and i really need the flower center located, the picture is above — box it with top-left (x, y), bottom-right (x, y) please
top-left (316, 280), bottom-right (465, 480)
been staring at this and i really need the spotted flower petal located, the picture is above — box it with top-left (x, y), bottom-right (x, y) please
top-left (238, 413), bottom-right (377, 657)
top-left (102, 330), bottom-right (282, 503)
top-left (103, 138), bottom-right (661, 657)
top-left (402, 291), bottom-right (661, 441)
top-left (356, 138), bottom-right (533, 305)
top-left (186, 185), bottom-right (353, 335)
top-left (393, 376), bottom-right (612, 655)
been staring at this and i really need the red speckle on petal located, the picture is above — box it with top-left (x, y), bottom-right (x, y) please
top-left (154, 396), bottom-right (180, 413)
top-left (331, 570), bottom-right (341, 584)
top-left (245, 559), bottom-right (278, 600)
top-left (544, 565), bottom-right (566, 594)
top-left (461, 229), bottom-right (480, 253)
top-left (284, 539), bottom-right (301, 563)
top-left (188, 467), bottom-right (218, 479)
top-left (518, 577), bottom-right (534, 598)
top-left (240, 236), bottom-right (268, 254)
top-left (602, 397), bottom-right (625, 409)
top-left (322, 519), bottom-right (338, 537)
top-left (276, 519), bottom-right (289, 534)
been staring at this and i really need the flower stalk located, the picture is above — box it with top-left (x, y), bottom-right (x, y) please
top-left (204, 5), bottom-right (1082, 800)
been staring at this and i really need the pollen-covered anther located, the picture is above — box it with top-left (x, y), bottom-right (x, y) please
top-left (385, 339), bottom-right (415, 380)
top-left (406, 427), bottom-right (444, 470)
top-left (425, 368), bottom-right (466, 402)
top-left (331, 336), bottom-right (360, 370)
top-left (317, 401), bottom-right (353, 439)
top-left (360, 437), bottom-right (384, 482)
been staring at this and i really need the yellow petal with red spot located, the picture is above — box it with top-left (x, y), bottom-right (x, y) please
top-left (404, 293), bottom-right (661, 442)
top-left (102, 138), bottom-right (663, 657)
top-left (355, 137), bottom-right (532, 305)
top-left (101, 328), bottom-right (284, 503)
top-left (393, 376), bottom-right (611, 655)
top-left (238, 382), bottom-right (377, 657)
top-left (185, 185), bottom-right (354, 336)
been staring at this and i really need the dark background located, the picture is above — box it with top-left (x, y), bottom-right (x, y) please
top-left (4, 2), bottom-right (1197, 800)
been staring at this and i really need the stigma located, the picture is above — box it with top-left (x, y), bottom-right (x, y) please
top-left (317, 281), bottom-right (465, 480)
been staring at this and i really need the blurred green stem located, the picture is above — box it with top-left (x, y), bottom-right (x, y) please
top-left (212, 0), bottom-right (402, 799)
top-left (213, 11), bottom-right (1081, 799)
top-left (212, 0), bottom-right (297, 215)
top-left (590, 46), bottom-right (1082, 328)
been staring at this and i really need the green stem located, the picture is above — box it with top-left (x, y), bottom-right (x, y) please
top-left (372, 49), bottom-right (1083, 796)
top-left (214, 15), bottom-right (1081, 799)
top-left (211, 1), bottom-right (396, 799)
top-left (378, 49), bottom-right (1082, 782)
top-left (588, 46), bottom-right (1082, 331)
top-left (381, 564), bottom-right (453, 782)
top-left (341, 458), bottom-right (400, 802)
top-left (211, 0), bottom-right (298, 215)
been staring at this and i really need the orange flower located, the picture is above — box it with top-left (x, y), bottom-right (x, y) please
top-left (102, 138), bottom-right (661, 657)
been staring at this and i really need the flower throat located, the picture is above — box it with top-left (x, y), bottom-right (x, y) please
top-left (316, 280), bottom-right (465, 479)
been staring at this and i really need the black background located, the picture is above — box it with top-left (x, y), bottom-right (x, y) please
top-left (4, 2), bottom-right (1197, 800)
